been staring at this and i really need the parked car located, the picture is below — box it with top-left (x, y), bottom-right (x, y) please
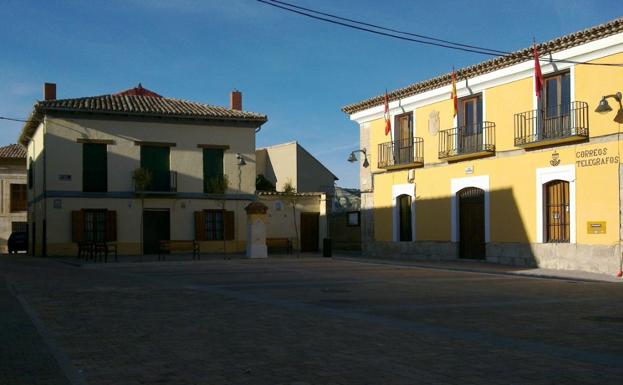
top-left (8, 231), bottom-right (27, 254)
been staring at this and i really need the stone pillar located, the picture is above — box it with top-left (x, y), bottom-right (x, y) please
top-left (245, 201), bottom-right (268, 258)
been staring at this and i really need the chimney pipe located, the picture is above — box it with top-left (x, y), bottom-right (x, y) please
top-left (230, 90), bottom-right (242, 111)
top-left (44, 83), bottom-right (56, 101)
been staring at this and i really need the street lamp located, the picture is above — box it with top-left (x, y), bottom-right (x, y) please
top-left (595, 92), bottom-right (623, 124)
top-left (347, 149), bottom-right (369, 168)
top-left (236, 153), bottom-right (246, 166)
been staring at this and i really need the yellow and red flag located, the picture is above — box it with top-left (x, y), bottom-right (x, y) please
top-left (450, 68), bottom-right (458, 117)
top-left (384, 90), bottom-right (391, 136)
top-left (533, 44), bottom-right (544, 98)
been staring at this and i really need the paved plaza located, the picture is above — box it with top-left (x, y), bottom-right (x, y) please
top-left (1, 255), bottom-right (623, 385)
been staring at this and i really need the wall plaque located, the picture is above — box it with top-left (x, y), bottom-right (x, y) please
top-left (587, 221), bottom-right (606, 234)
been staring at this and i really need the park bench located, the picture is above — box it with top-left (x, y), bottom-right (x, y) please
top-left (266, 238), bottom-right (292, 254)
top-left (158, 240), bottom-right (200, 261)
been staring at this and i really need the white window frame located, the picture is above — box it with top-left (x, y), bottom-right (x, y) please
top-left (536, 164), bottom-right (576, 243)
top-left (392, 183), bottom-right (416, 242)
top-left (451, 175), bottom-right (490, 243)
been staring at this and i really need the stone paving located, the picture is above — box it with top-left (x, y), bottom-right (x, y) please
top-left (2, 255), bottom-right (623, 384)
top-left (0, 275), bottom-right (70, 385)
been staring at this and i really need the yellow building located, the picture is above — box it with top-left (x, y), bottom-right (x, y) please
top-left (20, 84), bottom-right (266, 256)
top-left (342, 18), bottom-right (623, 275)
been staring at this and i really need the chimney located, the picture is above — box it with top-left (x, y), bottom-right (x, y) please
top-left (44, 82), bottom-right (56, 101)
top-left (230, 90), bottom-right (242, 111)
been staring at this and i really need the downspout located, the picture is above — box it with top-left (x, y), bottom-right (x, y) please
top-left (42, 117), bottom-right (47, 257)
top-left (618, 120), bottom-right (622, 277)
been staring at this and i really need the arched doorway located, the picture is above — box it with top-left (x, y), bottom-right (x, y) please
top-left (397, 194), bottom-right (412, 242)
top-left (457, 187), bottom-right (485, 259)
top-left (544, 180), bottom-right (570, 243)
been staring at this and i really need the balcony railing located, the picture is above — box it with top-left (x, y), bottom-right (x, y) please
top-left (514, 101), bottom-right (589, 147)
top-left (438, 122), bottom-right (496, 160)
top-left (135, 171), bottom-right (177, 193)
top-left (378, 137), bottom-right (424, 169)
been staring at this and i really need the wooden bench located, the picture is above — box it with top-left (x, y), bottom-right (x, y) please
top-left (266, 238), bottom-right (292, 254)
top-left (159, 240), bottom-right (200, 261)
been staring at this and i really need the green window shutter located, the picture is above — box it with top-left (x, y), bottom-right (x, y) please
top-left (141, 146), bottom-right (170, 191)
top-left (203, 148), bottom-right (224, 193)
top-left (83, 143), bottom-right (108, 192)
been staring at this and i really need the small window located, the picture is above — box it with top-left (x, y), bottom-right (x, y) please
top-left (347, 211), bottom-right (360, 227)
top-left (204, 210), bottom-right (224, 240)
top-left (10, 184), bottom-right (27, 212)
top-left (83, 143), bottom-right (108, 192)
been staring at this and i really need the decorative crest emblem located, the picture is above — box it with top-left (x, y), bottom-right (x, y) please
top-left (550, 152), bottom-right (560, 167)
top-left (428, 110), bottom-right (439, 136)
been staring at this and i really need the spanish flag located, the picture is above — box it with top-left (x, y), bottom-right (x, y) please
top-left (533, 44), bottom-right (544, 98)
top-left (450, 68), bottom-right (458, 117)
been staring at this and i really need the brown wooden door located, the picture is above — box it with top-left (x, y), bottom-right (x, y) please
top-left (458, 187), bottom-right (485, 259)
top-left (457, 95), bottom-right (483, 153)
top-left (300, 212), bottom-right (320, 252)
top-left (541, 72), bottom-right (571, 138)
top-left (397, 194), bottom-right (412, 242)
top-left (545, 180), bottom-right (570, 242)
top-left (143, 209), bottom-right (170, 254)
top-left (394, 113), bottom-right (413, 164)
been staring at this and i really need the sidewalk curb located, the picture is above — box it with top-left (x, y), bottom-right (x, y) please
top-left (334, 256), bottom-right (622, 283)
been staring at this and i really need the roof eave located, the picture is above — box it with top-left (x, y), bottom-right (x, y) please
top-left (341, 16), bottom-right (623, 115)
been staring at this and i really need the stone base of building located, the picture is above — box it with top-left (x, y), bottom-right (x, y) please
top-left (487, 242), bottom-right (621, 275)
top-left (363, 240), bottom-right (621, 275)
top-left (363, 241), bottom-right (458, 261)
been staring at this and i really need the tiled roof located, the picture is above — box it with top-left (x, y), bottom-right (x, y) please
top-left (257, 191), bottom-right (325, 197)
top-left (342, 17), bottom-right (623, 115)
top-left (0, 144), bottom-right (26, 158)
top-left (33, 95), bottom-right (268, 121)
top-left (20, 87), bottom-right (268, 146)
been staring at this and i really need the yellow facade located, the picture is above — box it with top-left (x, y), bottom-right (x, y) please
top-left (349, 33), bottom-right (623, 274)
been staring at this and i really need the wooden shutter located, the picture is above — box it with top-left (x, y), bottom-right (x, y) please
top-left (224, 210), bottom-right (235, 240)
top-left (203, 148), bottom-right (224, 193)
top-left (83, 143), bottom-right (108, 192)
top-left (195, 211), bottom-right (206, 241)
top-left (106, 210), bottom-right (117, 242)
top-left (141, 146), bottom-right (170, 191)
top-left (71, 210), bottom-right (84, 242)
top-left (10, 184), bottom-right (27, 212)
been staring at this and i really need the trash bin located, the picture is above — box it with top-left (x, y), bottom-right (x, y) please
top-left (323, 238), bottom-right (332, 258)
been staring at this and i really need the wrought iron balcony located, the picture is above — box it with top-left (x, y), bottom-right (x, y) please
top-left (514, 101), bottom-right (589, 148)
top-left (438, 122), bottom-right (496, 160)
top-left (378, 137), bottom-right (424, 169)
top-left (135, 171), bottom-right (177, 193)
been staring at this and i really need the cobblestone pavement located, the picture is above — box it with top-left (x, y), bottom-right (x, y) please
top-left (0, 274), bottom-right (70, 385)
top-left (2, 256), bottom-right (623, 385)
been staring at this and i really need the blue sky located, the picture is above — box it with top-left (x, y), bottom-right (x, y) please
top-left (0, 0), bottom-right (616, 188)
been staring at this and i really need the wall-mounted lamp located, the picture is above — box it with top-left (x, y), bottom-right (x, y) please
top-left (595, 92), bottom-right (623, 124)
top-left (236, 153), bottom-right (246, 166)
top-left (347, 148), bottom-right (369, 168)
